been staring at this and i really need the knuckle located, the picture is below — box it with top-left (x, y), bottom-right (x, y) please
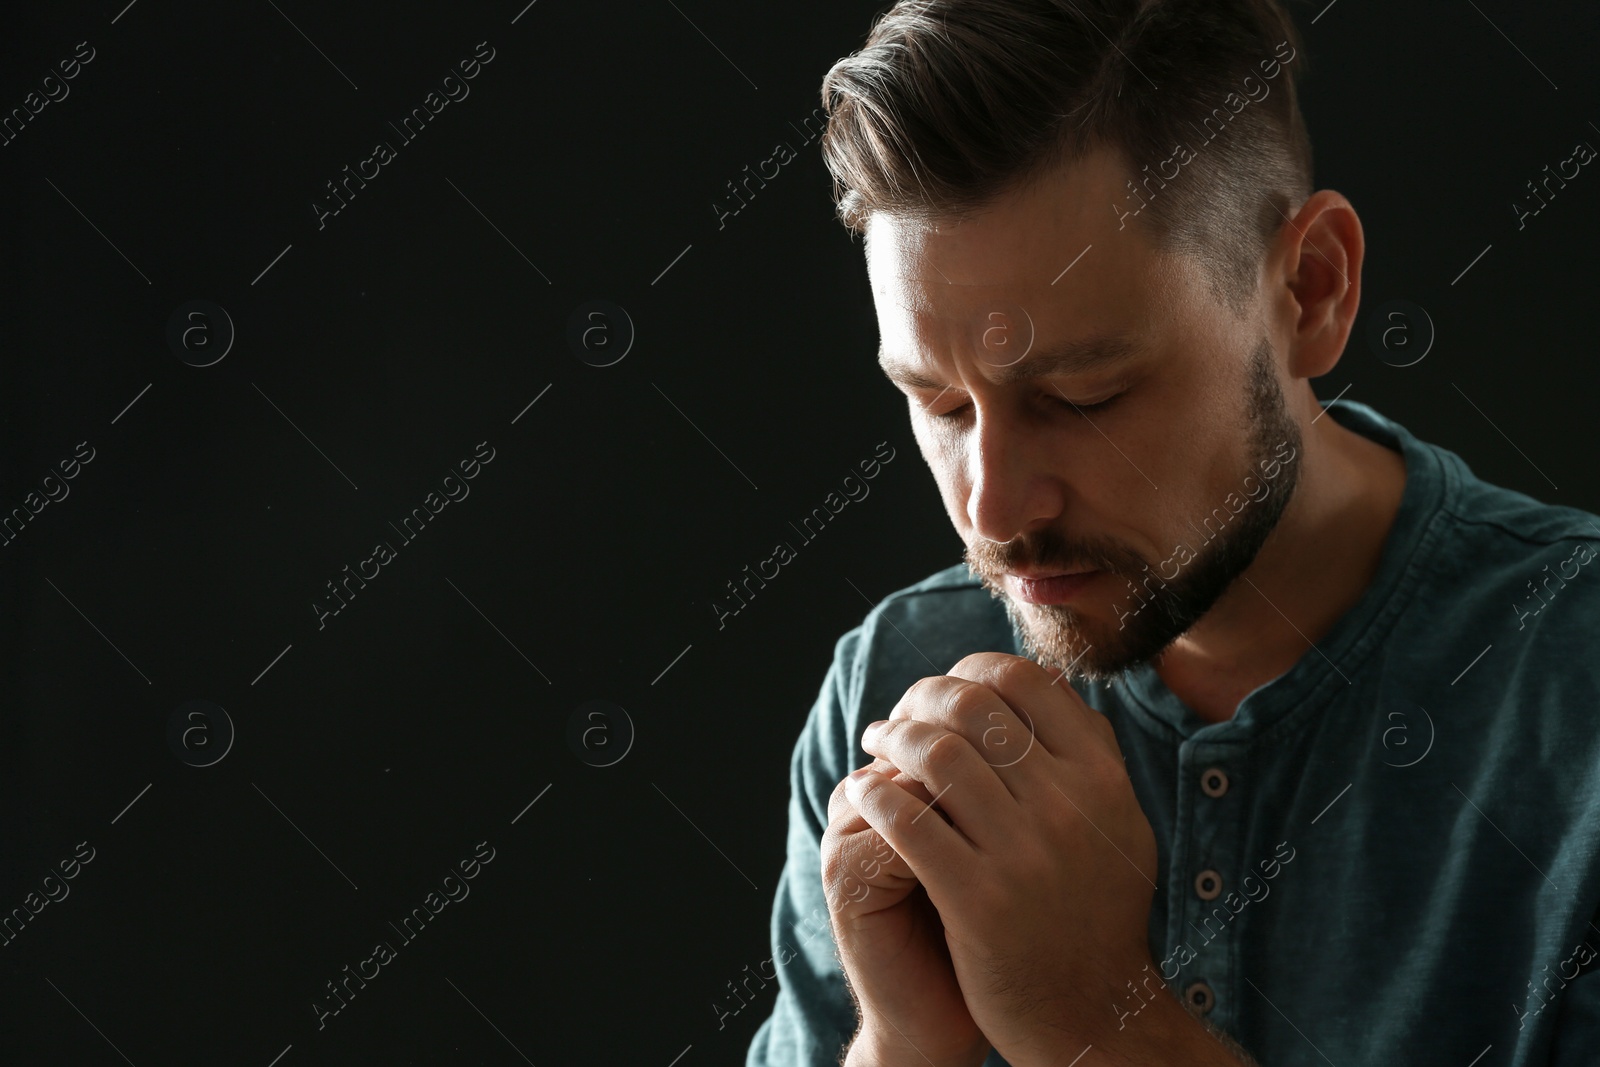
top-left (951, 650), bottom-right (1008, 676)
top-left (990, 655), bottom-right (1043, 693)
top-left (1083, 744), bottom-right (1130, 788)
top-left (944, 678), bottom-right (996, 730)
top-left (923, 729), bottom-right (969, 776)
top-left (897, 674), bottom-right (944, 713)
top-left (871, 797), bottom-right (904, 842)
top-left (828, 773), bottom-right (853, 804)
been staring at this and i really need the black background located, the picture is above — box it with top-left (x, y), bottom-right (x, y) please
top-left (0, 0), bottom-right (1595, 1063)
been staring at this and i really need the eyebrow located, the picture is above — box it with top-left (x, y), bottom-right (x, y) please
top-left (878, 334), bottom-right (1147, 390)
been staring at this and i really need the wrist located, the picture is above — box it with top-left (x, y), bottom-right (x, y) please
top-left (1081, 984), bottom-right (1252, 1067)
top-left (846, 1023), bottom-right (990, 1067)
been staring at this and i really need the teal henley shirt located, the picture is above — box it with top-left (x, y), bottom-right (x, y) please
top-left (746, 399), bottom-right (1600, 1066)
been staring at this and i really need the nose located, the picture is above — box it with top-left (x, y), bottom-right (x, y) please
top-left (965, 400), bottom-right (1065, 544)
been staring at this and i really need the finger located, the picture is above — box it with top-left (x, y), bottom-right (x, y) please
top-left (823, 788), bottom-right (929, 916)
top-left (860, 715), bottom-right (1015, 848)
top-left (828, 814), bottom-right (920, 912)
top-left (842, 766), bottom-right (973, 909)
top-left (887, 674), bottom-right (1047, 785)
top-left (828, 762), bottom-right (943, 828)
top-left (945, 651), bottom-right (1114, 763)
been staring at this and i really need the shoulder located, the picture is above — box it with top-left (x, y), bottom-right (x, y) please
top-left (1415, 442), bottom-right (1600, 704)
top-left (1433, 461), bottom-right (1600, 632)
top-left (1441, 459), bottom-right (1600, 551)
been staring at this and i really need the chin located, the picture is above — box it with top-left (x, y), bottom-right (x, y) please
top-left (1007, 592), bottom-right (1165, 683)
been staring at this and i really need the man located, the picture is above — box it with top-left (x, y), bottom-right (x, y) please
top-left (746, 2), bottom-right (1600, 1065)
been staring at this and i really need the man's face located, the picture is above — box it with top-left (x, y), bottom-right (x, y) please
top-left (867, 147), bottom-right (1304, 683)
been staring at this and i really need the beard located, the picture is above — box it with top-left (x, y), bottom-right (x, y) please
top-left (964, 335), bottom-right (1302, 684)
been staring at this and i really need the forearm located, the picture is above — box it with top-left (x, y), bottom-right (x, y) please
top-left (1009, 987), bottom-right (1259, 1067)
top-left (1186, 1009), bottom-right (1261, 1067)
top-left (842, 1023), bottom-right (991, 1067)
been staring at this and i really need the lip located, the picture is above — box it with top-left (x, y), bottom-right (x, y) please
top-left (1005, 566), bottom-right (1097, 580)
top-left (1006, 570), bottom-right (1101, 605)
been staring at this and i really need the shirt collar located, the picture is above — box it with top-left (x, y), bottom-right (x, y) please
top-left (1107, 398), bottom-right (1453, 739)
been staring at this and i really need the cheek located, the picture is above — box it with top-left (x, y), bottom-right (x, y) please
top-left (911, 415), bottom-right (954, 476)
top-left (1139, 381), bottom-right (1222, 485)
top-left (911, 420), bottom-right (970, 521)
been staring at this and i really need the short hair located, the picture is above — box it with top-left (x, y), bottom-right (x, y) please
top-left (817, 0), bottom-right (1316, 316)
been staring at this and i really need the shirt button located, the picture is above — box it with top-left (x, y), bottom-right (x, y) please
top-left (1194, 869), bottom-right (1223, 900)
top-left (1184, 981), bottom-right (1216, 1014)
top-left (1200, 767), bottom-right (1229, 797)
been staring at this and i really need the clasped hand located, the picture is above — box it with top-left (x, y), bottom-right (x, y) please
top-left (823, 652), bottom-right (1162, 1066)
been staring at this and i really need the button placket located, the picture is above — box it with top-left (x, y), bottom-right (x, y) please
top-left (1170, 745), bottom-right (1242, 1032)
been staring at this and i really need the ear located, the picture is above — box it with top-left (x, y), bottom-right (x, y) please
top-left (1269, 189), bottom-right (1364, 382)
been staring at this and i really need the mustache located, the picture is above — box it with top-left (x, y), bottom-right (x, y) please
top-left (965, 536), bottom-right (1138, 578)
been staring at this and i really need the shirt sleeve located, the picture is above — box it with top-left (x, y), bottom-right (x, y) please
top-left (745, 626), bottom-right (865, 1067)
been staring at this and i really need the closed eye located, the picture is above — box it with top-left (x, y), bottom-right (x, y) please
top-left (1050, 392), bottom-right (1122, 416)
top-left (923, 390), bottom-right (1124, 421)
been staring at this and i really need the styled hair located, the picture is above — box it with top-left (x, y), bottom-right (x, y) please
top-left (818, 0), bottom-right (1315, 315)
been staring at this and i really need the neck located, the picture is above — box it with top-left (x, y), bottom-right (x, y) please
top-left (1153, 400), bottom-right (1407, 724)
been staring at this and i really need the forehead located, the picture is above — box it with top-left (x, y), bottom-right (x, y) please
top-left (865, 148), bottom-right (1176, 362)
